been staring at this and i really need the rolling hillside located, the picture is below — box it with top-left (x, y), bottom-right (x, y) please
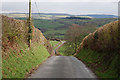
top-left (3, 13), bottom-right (117, 40)
top-left (3, 13), bottom-right (118, 19)
top-left (16, 17), bottom-right (117, 40)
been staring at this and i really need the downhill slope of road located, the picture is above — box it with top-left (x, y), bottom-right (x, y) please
top-left (29, 56), bottom-right (97, 78)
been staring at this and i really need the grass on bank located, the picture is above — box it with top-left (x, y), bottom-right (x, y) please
top-left (49, 41), bottom-right (59, 49)
top-left (58, 45), bottom-right (67, 56)
top-left (2, 43), bottom-right (50, 78)
top-left (58, 44), bottom-right (73, 56)
top-left (76, 49), bottom-right (119, 79)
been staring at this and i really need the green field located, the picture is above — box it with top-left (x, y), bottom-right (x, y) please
top-left (58, 44), bottom-right (67, 56)
top-left (49, 40), bottom-right (59, 49)
top-left (16, 18), bottom-right (117, 40)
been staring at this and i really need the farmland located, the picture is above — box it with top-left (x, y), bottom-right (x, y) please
top-left (3, 13), bottom-right (117, 40)
top-left (15, 18), bottom-right (117, 40)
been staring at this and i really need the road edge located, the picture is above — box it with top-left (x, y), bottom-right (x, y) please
top-left (75, 56), bottom-right (98, 79)
top-left (25, 56), bottom-right (52, 78)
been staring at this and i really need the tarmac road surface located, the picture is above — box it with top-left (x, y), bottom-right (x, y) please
top-left (29, 56), bottom-right (97, 78)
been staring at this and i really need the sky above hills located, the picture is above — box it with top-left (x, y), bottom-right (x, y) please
top-left (2, 0), bottom-right (120, 2)
top-left (2, 1), bottom-right (118, 15)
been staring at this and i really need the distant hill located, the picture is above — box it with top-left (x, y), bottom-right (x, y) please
top-left (3, 13), bottom-right (118, 19)
top-left (33, 13), bottom-right (71, 16)
top-left (8, 13), bottom-right (71, 16)
top-left (78, 14), bottom-right (118, 18)
top-left (64, 16), bottom-right (91, 20)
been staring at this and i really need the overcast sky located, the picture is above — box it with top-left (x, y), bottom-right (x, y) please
top-left (2, 0), bottom-right (120, 2)
top-left (1, 0), bottom-right (119, 15)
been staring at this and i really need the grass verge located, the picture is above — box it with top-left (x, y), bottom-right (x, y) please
top-left (49, 41), bottom-right (59, 49)
top-left (2, 43), bottom-right (50, 78)
top-left (58, 44), bottom-right (73, 56)
top-left (58, 44), bottom-right (66, 56)
top-left (76, 49), bottom-right (119, 79)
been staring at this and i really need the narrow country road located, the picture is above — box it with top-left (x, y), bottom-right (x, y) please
top-left (29, 56), bottom-right (97, 78)
top-left (54, 41), bottom-right (66, 54)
